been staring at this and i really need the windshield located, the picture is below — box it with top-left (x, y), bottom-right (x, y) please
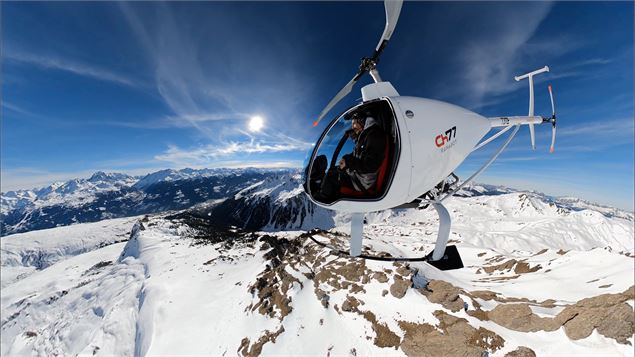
top-left (303, 98), bottom-right (398, 203)
top-left (304, 114), bottom-right (355, 196)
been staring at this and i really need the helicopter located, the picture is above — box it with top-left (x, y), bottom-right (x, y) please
top-left (303, 0), bottom-right (558, 270)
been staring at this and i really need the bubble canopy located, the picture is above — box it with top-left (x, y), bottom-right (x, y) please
top-left (303, 99), bottom-right (400, 205)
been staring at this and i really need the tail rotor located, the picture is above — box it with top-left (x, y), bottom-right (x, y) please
top-left (546, 84), bottom-right (557, 153)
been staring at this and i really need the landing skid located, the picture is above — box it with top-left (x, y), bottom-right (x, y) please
top-left (308, 234), bottom-right (463, 269)
top-left (306, 201), bottom-right (464, 270)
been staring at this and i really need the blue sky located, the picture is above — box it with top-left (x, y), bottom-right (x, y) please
top-left (2, 1), bottom-right (633, 210)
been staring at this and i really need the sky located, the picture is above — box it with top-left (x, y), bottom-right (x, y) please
top-left (1, 1), bottom-right (633, 210)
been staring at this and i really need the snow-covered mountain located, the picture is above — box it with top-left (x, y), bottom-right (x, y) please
top-left (170, 172), bottom-right (335, 232)
top-left (3, 167), bottom-right (632, 239)
top-left (1, 185), bottom-right (633, 356)
top-left (1, 168), bottom-right (293, 236)
top-left (1, 171), bottom-right (137, 213)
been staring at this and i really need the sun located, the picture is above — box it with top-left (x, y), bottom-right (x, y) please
top-left (248, 116), bottom-right (264, 132)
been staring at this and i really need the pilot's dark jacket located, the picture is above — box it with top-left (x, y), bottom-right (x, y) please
top-left (342, 117), bottom-right (386, 191)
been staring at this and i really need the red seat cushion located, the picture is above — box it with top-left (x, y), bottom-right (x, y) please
top-left (340, 138), bottom-right (391, 197)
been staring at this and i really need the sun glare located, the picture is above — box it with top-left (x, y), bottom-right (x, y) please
top-left (248, 116), bottom-right (264, 132)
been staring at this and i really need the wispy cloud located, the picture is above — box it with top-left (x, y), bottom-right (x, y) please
top-left (93, 112), bottom-right (251, 130)
top-left (5, 50), bottom-right (139, 88)
top-left (559, 117), bottom-right (634, 138)
top-left (155, 139), bottom-right (312, 166)
top-left (446, 2), bottom-right (583, 108)
top-left (117, 2), bottom-right (314, 140)
top-left (1, 101), bottom-right (39, 117)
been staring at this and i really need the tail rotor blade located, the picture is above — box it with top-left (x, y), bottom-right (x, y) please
top-left (548, 84), bottom-right (556, 117)
top-left (550, 125), bottom-right (556, 153)
top-left (548, 84), bottom-right (557, 153)
top-left (529, 124), bottom-right (536, 150)
top-left (313, 73), bottom-right (361, 127)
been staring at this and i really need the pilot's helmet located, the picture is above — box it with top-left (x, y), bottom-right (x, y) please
top-left (351, 112), bottom-right (366, 125)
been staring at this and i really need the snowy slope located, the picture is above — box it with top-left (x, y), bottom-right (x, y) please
top-left (1, 189), bottom-right (633, 356)
top-left (0, 217), bottom-right (140, 288)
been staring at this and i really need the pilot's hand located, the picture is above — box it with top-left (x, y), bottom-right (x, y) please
top-left (339, 158), bottom-right (346, 170)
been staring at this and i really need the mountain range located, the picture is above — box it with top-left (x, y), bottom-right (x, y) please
top-left (2, 168), bottom-right (632, 238)
top-left (1, 168), bottom-right (294, 236)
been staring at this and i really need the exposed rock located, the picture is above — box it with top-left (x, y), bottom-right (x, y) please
top-left (513, 261), bottom-right (541, 274)
top-left (488, 304), bottom-right (559, 332)
top-left (390, 275), bottom-right (410, 299)
top-left (349, 283), bottom-right (365, 294)
top-left (315, 289), bottom-right (330, 309)
top-left (483, 287), bottom-right (635, 345)
top-left (555, 286), bottom-right (635, 344)
top-left (361, 311), bottom-right (400, 349)
top-left (342, 296), bottom-right (361, 312)
top-left (394, 263), bottom-right (412, 277)
top-left (238, 326), bottom-right (285, 357)
top-left (249, 267), bottom-right (298, 319)
top-left (314, 259), bottom-right (372, 292)
top-left (483, 259), bottom-right (518, 273)
top-left (372, 272), bottom-right (388, 283)
top-left (505, 346), bottom-right (536, 357)
top-left (469, 290), bottom-right (498, 301)
top-left (398, 310), bottom-right (504, 357)
top-left (482, 259), bottom-right (540, 275)
top-left (466, 308), bottom-right (489, 321)
top-left (419, 280), bottom-right (465, 312)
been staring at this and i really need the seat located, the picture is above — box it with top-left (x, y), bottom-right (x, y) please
top-left (340, 138), bottom-right (391, 198)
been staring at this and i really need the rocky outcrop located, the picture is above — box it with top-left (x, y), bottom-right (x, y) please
top-left (488, 304), bottom-right (559, 332)
top-left (361, 311), bottom-right (401, 349)
top-left (419, 280), bottom-right (465, 312)
top-left (399, 310), bottom-right (505, 357)
top-left (505, 346), bottom-right (536, 357)
top-left (554, 286), bottom-right (635, 344)
top-left (238, 326), bottom-right (285, 357)
top-left (483, 286), bottom-right (635, 345)
top-left (390, 275), bottom-right (410, 298)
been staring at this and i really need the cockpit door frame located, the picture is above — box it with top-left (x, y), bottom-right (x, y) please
top-left (306, 98), bottom-right (402, 205)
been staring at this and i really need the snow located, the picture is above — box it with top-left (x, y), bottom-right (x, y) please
top-left (1, 242), bottom-right (144, 356)
top-left (1, 187), bottom-right (633, 356)
top-left (1, 217), bottom-right (140, 288)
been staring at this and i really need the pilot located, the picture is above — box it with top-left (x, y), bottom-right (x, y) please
top-left (315, 112), bottom-right (386, 202)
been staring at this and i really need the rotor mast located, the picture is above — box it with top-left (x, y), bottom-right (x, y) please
top-left (312, 0), bottom-right (402, 127)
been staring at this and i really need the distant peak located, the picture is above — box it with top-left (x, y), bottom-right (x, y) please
top-left (89, 171), bottom-right (108, 181)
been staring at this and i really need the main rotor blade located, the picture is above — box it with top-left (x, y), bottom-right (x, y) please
top-left (313, 72), bottom-right (362, 127)
top-left (372, 0), bottom-right (403, 60)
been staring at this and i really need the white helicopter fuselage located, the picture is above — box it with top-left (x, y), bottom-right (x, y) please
top-left (305, 0), bottom-right (556, 263)
top-left (393, 96), bottom-right (491, 201)
top-left (311, 82), bottom-right (491, 213)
